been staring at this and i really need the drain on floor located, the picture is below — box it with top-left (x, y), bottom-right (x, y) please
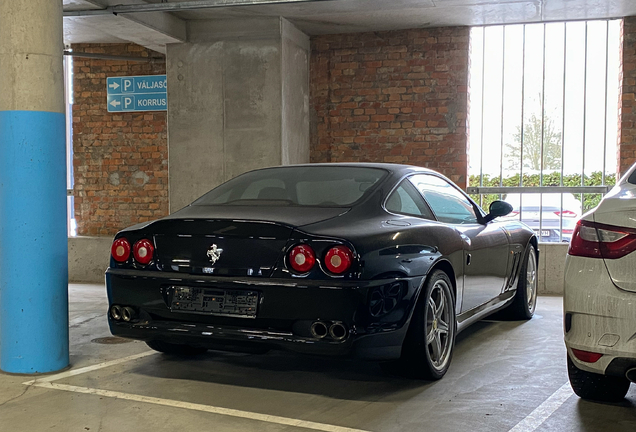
top-left (91, 337), bottom-right (133, 344)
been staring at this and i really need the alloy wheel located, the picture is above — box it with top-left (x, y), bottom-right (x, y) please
top-left (526, 250), bottom-right (538, 313)
top-left (425, 279), bottom-right (454, 371)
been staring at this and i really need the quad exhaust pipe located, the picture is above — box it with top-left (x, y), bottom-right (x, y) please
top-left (626, 368), bottom-right (636, 383)
top-left (110, 305), bottom-right (136, 322)
top-left (310, 321), bottom-right (328, 339)
top-left (329, 322), bottom-right (347, 341)
top-left (122, 307), bottom-right (136, 322)
top-left (310, 321), bottom-right (348, 340)
top-left (110, 305), bottom-right (122, 320)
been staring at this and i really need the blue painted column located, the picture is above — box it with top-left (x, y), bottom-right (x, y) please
top-left (0, 0), bottom-right (69, 373)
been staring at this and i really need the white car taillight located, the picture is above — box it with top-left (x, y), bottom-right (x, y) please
top-left (568, 220), bottom-right (636, 259)
top-left (554, 210), bottom-right (578, 217)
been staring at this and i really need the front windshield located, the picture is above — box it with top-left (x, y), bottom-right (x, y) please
top-left (193, 166), bottom-right (388, 207)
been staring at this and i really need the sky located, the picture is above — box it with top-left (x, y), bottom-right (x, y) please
top-left (468, 20), bottom-right (621, 180)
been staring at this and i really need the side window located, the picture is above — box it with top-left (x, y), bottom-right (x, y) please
top-left (386, 180), bottom-right (435, 220)
top-left (409, 174), bottom-right (478, 224)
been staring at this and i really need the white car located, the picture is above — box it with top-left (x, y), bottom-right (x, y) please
top-left (504, 193), bottom-right (581, 242)
top-left (564, 165), bottom-right (636, 401)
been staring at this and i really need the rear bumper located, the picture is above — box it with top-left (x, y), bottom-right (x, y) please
top-left (563, 255), bottom-right (636, 377)
top-left (106, 268), bottom-right (424, 360)
top-left (517, 219), bottom-right (574, 243)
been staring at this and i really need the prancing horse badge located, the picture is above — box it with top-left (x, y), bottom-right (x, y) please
top-left (207, 244), bottom-right (223, 265)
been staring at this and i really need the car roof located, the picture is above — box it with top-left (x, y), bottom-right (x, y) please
top-left (250, 162), bottom-right (440, 177)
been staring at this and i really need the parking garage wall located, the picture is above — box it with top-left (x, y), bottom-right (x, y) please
top-left (619, 16), bottom-right (636, 176)
top-left (310, 27), bottom-right (470, 188)
top-left (71, 43), bottom-right (168, 237)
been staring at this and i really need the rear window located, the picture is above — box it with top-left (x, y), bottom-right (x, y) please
top-left (193, 166), bottom-right (387, 207)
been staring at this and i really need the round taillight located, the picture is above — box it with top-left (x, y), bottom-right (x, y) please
top-left (133, 239), bottom-right (154, 265)
top-left (325, 246), bottom-right (353, 274)
top-left (111, 238), bottom-right (131, 263)
top-left (289, 244), bottom-right (316, 273)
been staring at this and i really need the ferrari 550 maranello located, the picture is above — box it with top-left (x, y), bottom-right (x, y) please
top-left (106, 163), bottom-right (538, 379)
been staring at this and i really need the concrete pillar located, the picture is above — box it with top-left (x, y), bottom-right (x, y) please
top-left (0, 0), bottom-right (69, 373)
top-left (167, 17), bottom-right (310, 212)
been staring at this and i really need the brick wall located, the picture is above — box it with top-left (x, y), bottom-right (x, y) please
top-left (310, 28), bottom-right (470, 188)
top-left (619, 17), bottom-right (636, 177)
top-left (72, 44), bottom-right (168, 237)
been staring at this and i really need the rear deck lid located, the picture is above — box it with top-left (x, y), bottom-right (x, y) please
top-left (151, 219), bottom-right (292, 277)
top-left (149, 206), bottom-right (349, 277)
top-left (165, 204), bottom-right (350, 227)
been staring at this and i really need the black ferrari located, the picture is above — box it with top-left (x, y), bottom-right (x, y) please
top-left (106, 163), bottom-right (537, 379)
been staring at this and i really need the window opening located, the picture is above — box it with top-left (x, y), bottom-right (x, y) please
top-left (468, 20), bottom-right (620, 242)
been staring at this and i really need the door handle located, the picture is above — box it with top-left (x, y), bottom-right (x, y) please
top-left (466, 253), bottom-right (472, 266)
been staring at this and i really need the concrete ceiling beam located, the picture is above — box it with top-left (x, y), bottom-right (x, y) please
top-left (122, 12), bottom-right (187, 43)
top-left (63, 0), bottom-right (331, 16)
top-left (63, 0), bottom-right (187, 52)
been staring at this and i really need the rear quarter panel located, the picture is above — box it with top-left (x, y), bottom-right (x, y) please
top-left (299, 207), bottom-right (464, 281)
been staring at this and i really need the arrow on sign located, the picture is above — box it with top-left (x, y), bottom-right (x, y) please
top-left (109, 82), bottom-right (120, 90)
top-left (110, 99), bottom-right (121, 107)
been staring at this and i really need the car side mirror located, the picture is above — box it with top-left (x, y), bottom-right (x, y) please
top-left (484, 200), bottom-right (513, 223)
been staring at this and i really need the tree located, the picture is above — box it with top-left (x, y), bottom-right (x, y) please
top-left (505, 113), bottom-right (562, 171)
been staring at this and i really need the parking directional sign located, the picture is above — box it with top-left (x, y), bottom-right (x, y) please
top-left (106, 75), bottom-right (167, 112)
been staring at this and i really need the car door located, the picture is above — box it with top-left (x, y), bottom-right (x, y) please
top-left (385, 179), bottom-right (467, 312)
top-left (408, 174), bottom-right (510, 313)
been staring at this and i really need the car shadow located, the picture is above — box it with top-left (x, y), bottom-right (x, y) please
top-left (574, 396), bottom-right (636, 432)
top-left (131, 347), bottom-right (427, 402)
top-left (127, 319), bottom-right (526, 402)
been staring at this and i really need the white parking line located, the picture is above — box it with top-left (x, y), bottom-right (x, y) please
top-left (23, 350), bottom-right (371, 432)
top-left (22, 350), bottom-right (157, 385)
top-left (508, 382), bottom-right (573, 432)
top-left (31, 382), bottom-right (370, 432)
top-left (25, 349), bottom-right (570, 432)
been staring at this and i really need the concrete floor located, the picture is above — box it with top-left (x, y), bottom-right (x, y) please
top-left (1, 285), bottom-right (635, 432)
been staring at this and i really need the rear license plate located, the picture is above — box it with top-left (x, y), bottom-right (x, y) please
top-left (170, 286), bottom-right (258, 318)
top-left (535, 230), bottom-right (551, 237)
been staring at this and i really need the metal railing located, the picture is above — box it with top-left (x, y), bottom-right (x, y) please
top-left (466, 186), bottom-right (611, 195)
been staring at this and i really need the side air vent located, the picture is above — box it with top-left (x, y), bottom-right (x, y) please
top-left (369, 282), bottom-right (404, 317)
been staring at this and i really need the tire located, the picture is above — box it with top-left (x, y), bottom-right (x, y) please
top-left (567, 356), bottom-right (630, 402)
top-left (146, 340), bottom-right (208, 356)
top-left (382, 270), bottom-right (456, 380)
top-left (505, 244), bottom-right (538, 320)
